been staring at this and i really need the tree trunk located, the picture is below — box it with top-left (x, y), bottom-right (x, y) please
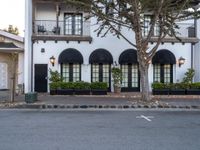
top-left (139, 63), bottom-right (151, 101)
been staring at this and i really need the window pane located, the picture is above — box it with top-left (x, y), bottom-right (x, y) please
top-left (153, 64), bottom-right (161, 82)
top-left (92, 64), bottom-right (99, 82)
top-left (64, 14), bottom-right (82, 35)
top-left (62, 64), bottom-right (70, 82)
top-left (103, 64), bottom-right (109, 84)
top-left (64, 15), bottom-right (73, 35)
top-left (131, 64), bottom-right (138, 87)
top-left (164, 64), bottom-right (171, 83)
top-left (73, 64), bottom-right (80, 82)
top-left (121, 65), bottom-right (128, 87)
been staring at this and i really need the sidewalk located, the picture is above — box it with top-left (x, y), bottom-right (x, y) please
top-left (1, 93), bottom-right (200, 109)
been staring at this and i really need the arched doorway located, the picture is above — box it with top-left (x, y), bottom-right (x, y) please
top-left (152, 49), bottom-right (176, 83)
top-left (59, 48), bottom-right (83, 82)
top-left (119, 49), bottom-right (140, 92)
top-left (89, 49), bottom-right (113, 91)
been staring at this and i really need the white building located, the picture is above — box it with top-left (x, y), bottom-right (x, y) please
top-left (25, 0), bottom-right (200, 93)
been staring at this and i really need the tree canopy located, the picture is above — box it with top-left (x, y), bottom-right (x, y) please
top-left (4, 25), bottom-right (19, 35)
top-left (65, 0), bottom-right (200, 101)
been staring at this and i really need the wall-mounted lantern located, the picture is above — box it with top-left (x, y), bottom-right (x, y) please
top-left (50, 56), bottom-right (55, 66)
top-left (178, 57), bottom-right (185, 67)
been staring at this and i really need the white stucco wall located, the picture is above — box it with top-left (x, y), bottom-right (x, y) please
top-left (26, 1), bottom-right (199, 92)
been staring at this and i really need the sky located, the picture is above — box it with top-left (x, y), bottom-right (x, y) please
top-left (0, 0), bottom-right (25, 36)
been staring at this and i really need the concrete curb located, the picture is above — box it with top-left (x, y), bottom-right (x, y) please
top-left (1, 103), bottom-right (200, 110)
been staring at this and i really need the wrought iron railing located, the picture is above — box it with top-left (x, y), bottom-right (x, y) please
top-left (143, 22), bottom-right (195, 38)
top-left (33, 20), bottom-right (91, 36)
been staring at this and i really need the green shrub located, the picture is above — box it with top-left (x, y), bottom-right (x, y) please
top-left (111, 67), bottom-right (122, 85)
top-left (60, 82), bottom-right (74, 89)
top-left (182, 68), bottom-right (195, 83)
top-left (49, 82), bottom-right (60, 90)
top-left (190, 82), bottom-right (200, 89)
top-left (91, 82), bottom-right (108, 90)
top-left (151, 82), bottom-right (165, 89)
top-left (49, 69), bottom-right (62, 82)
top-left (169, 83), bottom-right (189, 89)
top-left (74, 81), bottom-right (91, 90)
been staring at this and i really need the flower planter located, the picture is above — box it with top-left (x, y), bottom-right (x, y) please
top-left (57, 89), bottom-right (74, 95)
top-left (170, 89), bottom-right (186, 95)
top-left (186, 89), bottom-right (200, 95)
top-left (74, 89), bottom-right (91, 95)
top-left (114, 85), bottom-right (121, 94)
top-left (50, 89), bottom-right (57, 95)
top-left (152, 89), bottom-right (170, 95)
top-left (91, 89), bottom-right (107, 95)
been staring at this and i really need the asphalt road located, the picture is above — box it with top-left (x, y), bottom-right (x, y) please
top-left (0, 110), bottom-right (200, 150)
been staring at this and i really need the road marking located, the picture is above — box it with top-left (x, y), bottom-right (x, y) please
top-left (136, 115), bottom-right (154, 122)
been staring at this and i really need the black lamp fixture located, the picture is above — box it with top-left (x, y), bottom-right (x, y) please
top-left (178, 56), bottom-right (185, 67)
top-left (50, 56), bottom-right (55, 66)
top-left (114, 61), bottom-right (118, 66)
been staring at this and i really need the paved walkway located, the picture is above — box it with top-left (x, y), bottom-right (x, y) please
top-left (1, 92), bottom-right (200, 109)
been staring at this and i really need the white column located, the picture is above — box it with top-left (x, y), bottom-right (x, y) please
top-left (24, 0), bottom-right (33, 93)
top-left (194, 18), bottom-right (200, 82)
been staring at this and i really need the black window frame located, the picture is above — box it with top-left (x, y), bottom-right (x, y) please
top-left (91, 63), bottom-right (111, 91)
top-left (153, 64), bottom-right (173, 83)
top-left (61, 63), bottom-right (81, 82)
top-left (143, 15), bottom-right (160, 37)
top-left (121, 63), bottom-right (140, 92)
top-left (64, 13), bottom-right (83, 36)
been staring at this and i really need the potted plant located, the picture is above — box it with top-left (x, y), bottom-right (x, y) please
top-left (111, 67), bottom-right (122, 94)
top-left (74, 81), bottom-right (91, 95)
top-left (49, 82), bottom-right (60, 95)
top-left (91, 82), bottom-right (108, 95)
top-left (57, 82), bottom-right (74, 95)
top-left (151, 82), bottom-right (170, 95)
top-left (187, 82), bottom-right (200, 95)
top-left (49, 69), bottom-right (62, 95)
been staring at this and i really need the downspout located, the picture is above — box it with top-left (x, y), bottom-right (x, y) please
top-left (191, 43), bottom-right (194, 69)
top-left (31, 42), bottom-right (33, 92)
top-left (192, 7), bottom-right (198, 69)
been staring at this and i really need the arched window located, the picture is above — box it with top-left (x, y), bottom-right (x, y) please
top-left (89, 49), bottom-right (113, 91)
top-left (119, 49), bottom-right (140, 92)
top-left (152, 50), bottom-right (176, 83)
top-left (58, 48), bottom-right (83, 82)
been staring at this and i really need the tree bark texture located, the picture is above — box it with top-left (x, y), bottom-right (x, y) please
top-left (139, 62), bottom-right (150, 101)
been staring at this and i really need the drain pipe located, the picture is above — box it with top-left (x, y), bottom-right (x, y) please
top-left (31, 42), bottom-right (33, 92)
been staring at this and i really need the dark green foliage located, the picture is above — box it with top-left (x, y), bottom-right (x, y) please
top-left (182, 68), bottom-right (195, 83)
top-left (111, 67), bottom-right (122, 85)
top-left (49, 69), bottom-right (62, 82)
top-left (74, 81), bottom-right (91, 89)
top-left (151, 82), bottom-right (165, 89)
top-left (49, 82), bottom-right (60, 90)
top-left (60, 82), bottom-right (75, 89)
top-left (190, 82), bottom-right (200, 89)
top-left (90, 82), bottom-right (108, 89)
top-left (152, 82), bottom-right (195, 90)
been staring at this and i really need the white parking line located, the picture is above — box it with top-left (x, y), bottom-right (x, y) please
top-left (136, 115), bottom-right (154, 122)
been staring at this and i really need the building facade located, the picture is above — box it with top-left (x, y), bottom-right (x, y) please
top-left (0, 30), bottom-right (24, 92)
top-left (25, 0), bottom-right (200, 93)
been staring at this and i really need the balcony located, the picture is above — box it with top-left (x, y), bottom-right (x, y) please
top-left (143, 22), bottom-right (199, 44)
top-left (32, 20), bottom-right (92, 42)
